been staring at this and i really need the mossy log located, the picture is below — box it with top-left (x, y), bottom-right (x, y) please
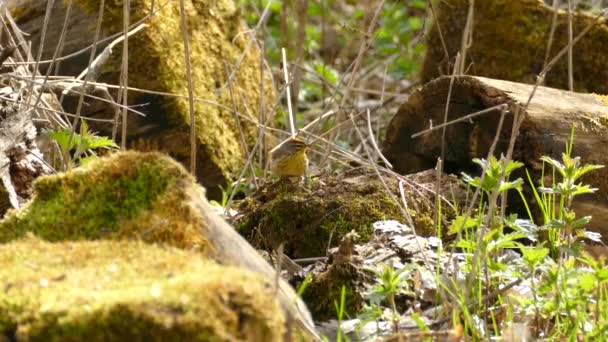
top-left (383, 75), bottom-right (608, 238)
top-left (9, 0), bottom-right (276, 199)
top-left (235, 169), bottom-right (466, 259)
top-left (0, 237), bottom-right (285, 341)
top-left (0, 151), bottom-right (317, 339)
top-left (423, 0), bottom-right (608, 93)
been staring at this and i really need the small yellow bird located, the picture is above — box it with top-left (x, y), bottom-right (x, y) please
top-left (269, 137), bottom-right (309, 177)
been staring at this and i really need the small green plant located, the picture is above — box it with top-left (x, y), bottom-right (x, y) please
top-left (524, 128), bottom-right (604, 259)
top-left (354, 262), bottom-right (414, 337)
top-left (297, 274), bottom-right (313, 298)
top-left (334, 285), bottom-right (349, 342)
top-left (370, 263), bottom-right (412, 332)
top-left (446, 155), bottom-right (526, 335)
top-left (209, 180), bottom-right (248, 208)
top-left (47, 120), bottom-right (118, 170)
top-left (519, 245), bottom-right (550, 329)
top-left (444, 127), bottom-right (607, 340)
top-left (514, 129), bottom-right (607, 339)
top-left (314, 124), bottom-right (605, 341)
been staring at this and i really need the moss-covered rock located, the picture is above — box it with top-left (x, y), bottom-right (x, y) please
top-left (13, 0), bottom-right (276, 199)
top-left (0, 151), bottom-right (318, 339)
top-left (0, 236), bottom-right (284, 341)
top-left (235, 171), bottom-right (449, 259)
top-left (302, 262), bottom-right (365, 321)
top-left (0, 151), bottom-right (209, 252)
top-left (300, 232), bottom-right (368, 321)
top-left (422, 0), bottom-right (608, 93)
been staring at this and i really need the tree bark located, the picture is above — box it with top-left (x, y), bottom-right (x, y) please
top-left (383, 75), bottom-right (608, 238)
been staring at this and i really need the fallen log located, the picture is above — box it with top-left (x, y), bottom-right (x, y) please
top-left (383, 75), bottom-right (608, 238)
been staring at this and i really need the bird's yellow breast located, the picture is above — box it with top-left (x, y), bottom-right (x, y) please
top-left (271, 150), bottom-right (308, 177)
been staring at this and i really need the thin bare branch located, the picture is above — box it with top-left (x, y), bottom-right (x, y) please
top-left (365, 108), bottom-right (392, 169)
top-left (567, 0), bottom-right (574, 91)
top-left (290, 0), bottom-right (308, 111)
top-left (543, 0), bottom-right (560, 71)
top-left (65, 0), bottom-right (105, 169)
top-left (282, 48), bottom-right (297, 137)
top-left (411, 103), bottom-right (509, 139)
top-left (119, 0), bottom-right (130, 150)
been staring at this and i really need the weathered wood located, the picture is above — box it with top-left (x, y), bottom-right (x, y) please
top-left (0, 89), bottom-right (52, 217)
top-left (422, 0), bottom-right (608, 93)
top-left (6, 0), bottom-right (104, 77)
top-left (383, 75), bottom-right (608, 237)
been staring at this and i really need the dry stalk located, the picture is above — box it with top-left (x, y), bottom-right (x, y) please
top-left (291, 0), bottom-right (308, 111)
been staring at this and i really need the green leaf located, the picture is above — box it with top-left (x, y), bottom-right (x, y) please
top-left (455, 239), bottom-right (477, 250)
top-left (472, 157), bottom-right (489, 170)
top-left (571, 184), bottom-right (598, 197)
top-left (573, 164), bottom-right (604, 181)
top-left (571, 216), bottom-right (592, 229)
top-left (352, 8), bottom-right (365, 20)
top-left (498, 178), bottom-right (523, 193)
top-left (313, 62), bottom-right (339, 85)
top-left (596, 268), bottom-right (608, 282)
top-left (540, 156), bottom-right (565, 176)
top-left (411, 312), bottom-right (429, 332)
top-left (407, 16), bottom-right (423, 30)
top-left (86, 135), bottom-right (119, 149)
top-left (577, 272), bottom-right (596, 292)
top-left (460, 172), bottom-right (478, 187)
top-left (504, 160), bottom-right (524, 176)
top-left (505, 217), bottom-right (539, 242)
top-left (307, 2), bottom-right (322, 16)
top-left (488, 232), bottom-right (526, 251)
top-left (297, 274), bottom-right (313, 297)
top-left (448, 215), bottom-right (478, 235)
top-left (47, 120), bottom-right (117, 168)
top-left (267, 0), bottom-right (281, 13)
top-left (410, 0), bottom-right (427, 9)
top-left (547, 219), bottom-right (566, 230)
top-left (521, 247), bottom-right (548, 266)
top-left (47, 129), bottom-right (78, 152)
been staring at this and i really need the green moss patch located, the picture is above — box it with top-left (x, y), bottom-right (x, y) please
top-left (0, 151), bottom-right (208, 252)
top-left (301, 263), bottom-right (365, 321)
top-left (0, 236), bottom-right (284, 341)
top-left (235, 172), bottom-right (442, 259)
